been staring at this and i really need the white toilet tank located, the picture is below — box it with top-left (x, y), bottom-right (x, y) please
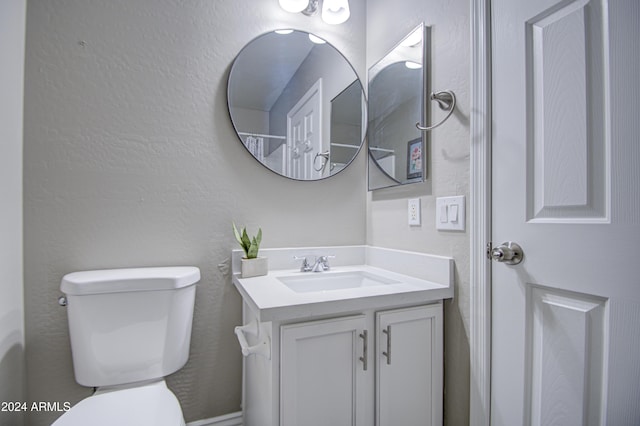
top-left (61, 266), bottom-right (200, 387)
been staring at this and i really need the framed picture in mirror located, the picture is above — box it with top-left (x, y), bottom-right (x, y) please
top-left (406, 137), bottom-right (422, 180)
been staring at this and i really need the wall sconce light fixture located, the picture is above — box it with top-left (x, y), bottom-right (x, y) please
top-left (279, 0), bottom-right (350, 25)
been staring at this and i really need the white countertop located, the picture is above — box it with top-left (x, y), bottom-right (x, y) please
top-left (232, 246), bottom-right (454, 322)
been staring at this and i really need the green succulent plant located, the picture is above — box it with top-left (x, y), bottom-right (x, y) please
top-left (233, 223), bottom-right (262, 259)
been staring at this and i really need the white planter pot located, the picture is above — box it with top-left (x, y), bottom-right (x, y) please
top-left (241, 257), bottom-right (268, 278)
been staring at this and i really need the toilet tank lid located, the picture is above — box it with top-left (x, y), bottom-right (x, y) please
top-left (61, 266), bottom-right (200, 295)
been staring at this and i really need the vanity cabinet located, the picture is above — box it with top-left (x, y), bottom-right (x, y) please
top-left (241, 301), bottom-right (443, 426)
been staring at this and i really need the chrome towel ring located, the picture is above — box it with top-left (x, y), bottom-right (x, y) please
top-left (416, 90), bottom-right (456, 132)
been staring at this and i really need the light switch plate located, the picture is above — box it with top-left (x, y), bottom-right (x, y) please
top-left (436, 196), bottom-right (465, 231)
top-left (408, 198), bottom-right (421, 226)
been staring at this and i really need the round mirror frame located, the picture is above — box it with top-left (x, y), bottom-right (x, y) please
top-left (227, 29), bottom-right (367, 181)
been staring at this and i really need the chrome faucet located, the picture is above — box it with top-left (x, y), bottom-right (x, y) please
top-left (294, 255), bottom-right (335, 272)
top-left (294, 255), bottom-right (313, 272)
top-left (311, 255), bottom-right (334, 272)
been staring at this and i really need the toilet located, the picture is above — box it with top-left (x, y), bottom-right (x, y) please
top-left (53, 266), bottom-right (200, 426)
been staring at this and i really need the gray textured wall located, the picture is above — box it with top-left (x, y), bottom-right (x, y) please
top-left (23, 0), bottom-right (472, 425)
top-left (23, 1), bottom-right (366, 424)
top-left (366, 0), bottom-right (471, 424)
top-left (1, 1), bottom-right (26, 425)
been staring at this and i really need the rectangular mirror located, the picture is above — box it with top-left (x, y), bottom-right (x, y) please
top-left (367, 24), bottom-right (429, 190)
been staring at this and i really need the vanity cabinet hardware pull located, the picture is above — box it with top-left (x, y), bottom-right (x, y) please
top-left (234, 320), bottom-right (271, 359)
top-left (382, 325), bottom-right (391, 365)
top-left (359, 330), bottom-right (368, 371)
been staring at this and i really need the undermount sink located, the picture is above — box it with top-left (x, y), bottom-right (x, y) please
top-left (277, 271), bottom-right (400, 293)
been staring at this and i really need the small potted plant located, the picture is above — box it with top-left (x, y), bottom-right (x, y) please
top-left (233, 223), bottom-right (268, 278)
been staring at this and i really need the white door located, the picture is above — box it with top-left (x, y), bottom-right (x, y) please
top-left (491, 0), bottom-right (640, 425)
top-left (376, 304), bottom-right (443, 426)
top-left (287, 79), bottom-right (322, 180)
top-left (280, 315), bottom-right (367, 426)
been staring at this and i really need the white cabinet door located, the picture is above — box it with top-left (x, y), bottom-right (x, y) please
top-left (280, 315), bottom-right (368, 426)
top-left (376, 304), bottom-right (443, 426)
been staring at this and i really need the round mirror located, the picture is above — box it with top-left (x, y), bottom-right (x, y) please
top-left (227, 30), bottom-right (367, 181)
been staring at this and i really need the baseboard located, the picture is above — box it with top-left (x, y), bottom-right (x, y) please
top-left (186, 411), bottom-right (242, 426)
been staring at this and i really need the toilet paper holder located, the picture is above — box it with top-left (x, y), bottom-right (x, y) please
top-left (235, 320), bottom-right (271, 359)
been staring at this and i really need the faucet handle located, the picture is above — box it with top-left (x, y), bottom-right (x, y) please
top-left (315, 255), bottom-right (335, 271)
top-left (293, 255), bottom-right (314, 272)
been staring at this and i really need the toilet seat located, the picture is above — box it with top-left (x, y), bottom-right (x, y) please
top-left (52, 380), bottom-right (185, 426)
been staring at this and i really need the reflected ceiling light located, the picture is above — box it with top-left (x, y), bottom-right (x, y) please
top-left (322, 0), bottom-right (350, 25)
top-left (278, 0), bottom-right (308, 13)
top-left (405, 61), bottom-right (422, 69)
top-left (308, 34), bottom-right (326, 44)
top-left (279, 0), bottom-right (350, 25)
top-left (275, 29), bottom-right (294, 35)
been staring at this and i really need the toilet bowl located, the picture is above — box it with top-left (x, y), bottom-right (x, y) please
top-left (53, 266), bottom-right (200, 426)
top-left (52, 380), bottom-right (185, 426)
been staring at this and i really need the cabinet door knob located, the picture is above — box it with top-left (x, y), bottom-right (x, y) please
top-left (382, 325), bottom-right (392, 365)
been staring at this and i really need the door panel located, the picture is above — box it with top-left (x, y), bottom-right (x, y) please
top-left (524, 0), bottom-right (609, 222)
top-left (287, 79), bottom-right (322, 180)
top-left (527, 287), bottom-right (606, 425)
top-left (491, 0), bottom-right (640, 424)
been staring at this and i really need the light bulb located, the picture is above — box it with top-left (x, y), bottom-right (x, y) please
top-left (279, 0), bottom-right (309, 13)
top-left (322, 0), bottom-right (350, 25)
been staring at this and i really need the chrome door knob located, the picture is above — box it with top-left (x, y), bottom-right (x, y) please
top-left (490, 242), bottom-right (523, 265)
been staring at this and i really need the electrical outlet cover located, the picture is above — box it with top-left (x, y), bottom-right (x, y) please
top-left (408, 198), bottom-right (421, 226)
